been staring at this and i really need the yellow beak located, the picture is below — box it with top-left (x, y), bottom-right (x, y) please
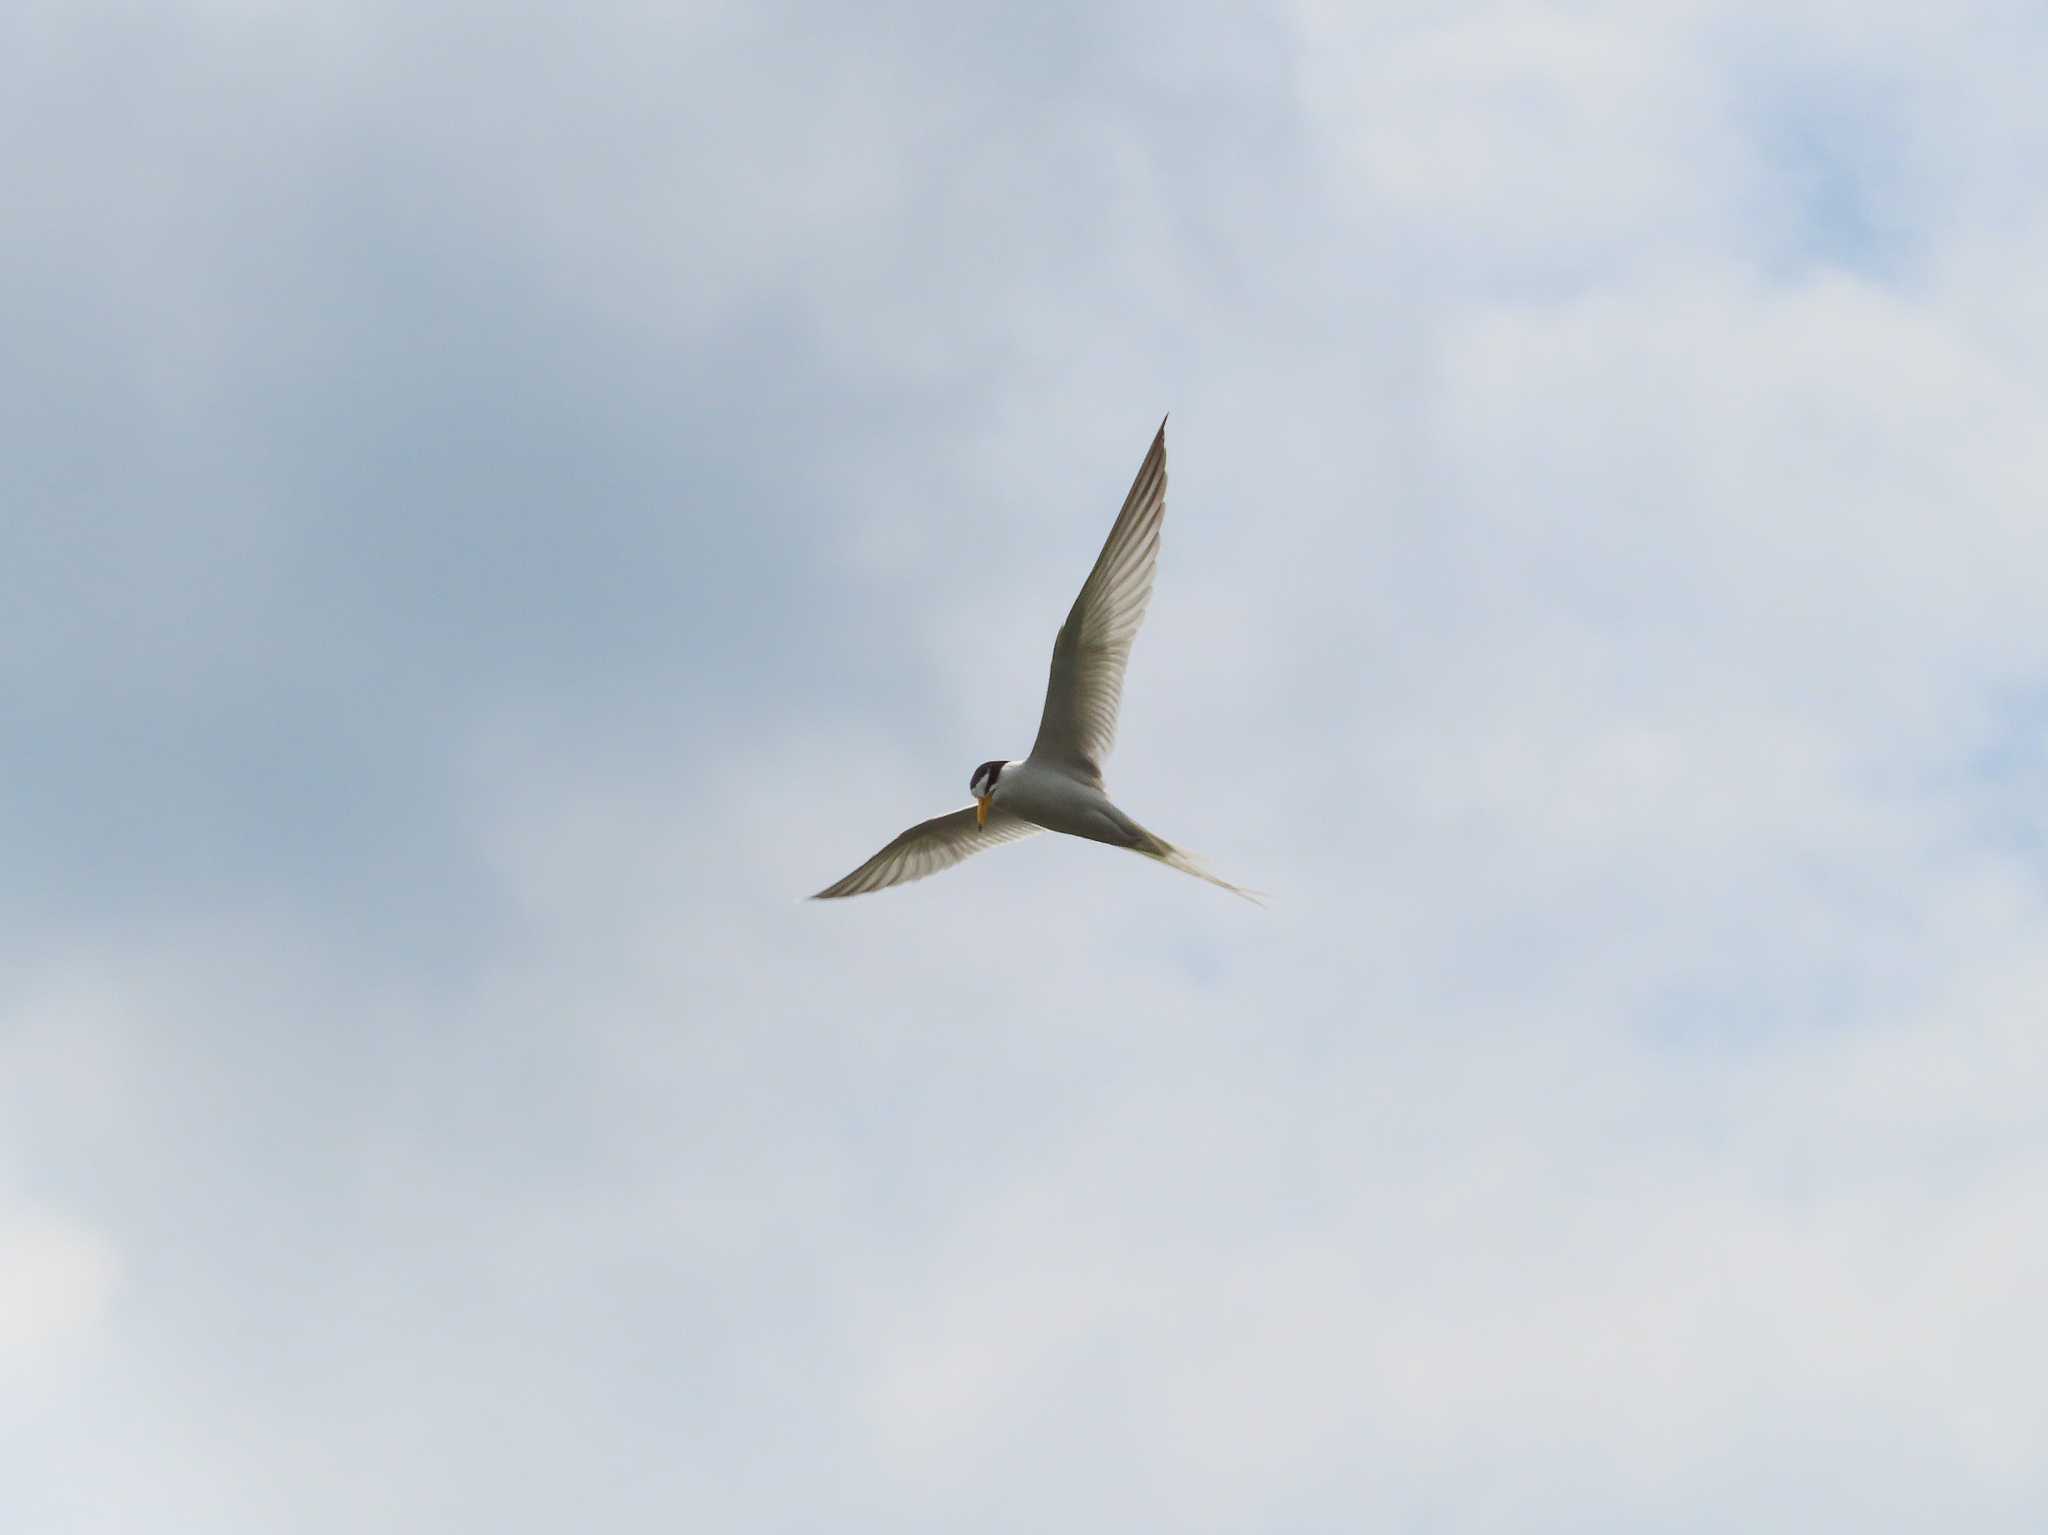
top-left (976, 794), bottom-right (991, 828)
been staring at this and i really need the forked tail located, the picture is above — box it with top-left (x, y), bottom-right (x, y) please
top-left (1134, 831), bottom-right (1264, 904)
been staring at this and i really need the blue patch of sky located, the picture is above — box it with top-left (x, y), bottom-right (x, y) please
top-left (1744, 78), bottom-right (1919, 283)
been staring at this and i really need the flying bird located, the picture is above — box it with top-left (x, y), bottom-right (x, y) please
top-left (813, 418), bottom-right (1257, 902)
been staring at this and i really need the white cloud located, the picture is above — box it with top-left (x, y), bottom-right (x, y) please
top-left (0, 1217), bottom-right (118, 1364)
top-left (7, 0), bottom-right (2048, 1528)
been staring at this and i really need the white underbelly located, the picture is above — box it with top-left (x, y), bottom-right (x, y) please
top-left (1000, 761), bottom-right (1136, 846)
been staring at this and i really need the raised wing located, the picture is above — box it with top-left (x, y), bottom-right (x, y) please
top-left (810, 805), bottom-right (1039, 899)
top-left (1028, 418), bottom-right (1168, 782)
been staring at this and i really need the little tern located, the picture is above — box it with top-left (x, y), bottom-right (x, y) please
top-left (813, 419), bottom-right (1257, 902)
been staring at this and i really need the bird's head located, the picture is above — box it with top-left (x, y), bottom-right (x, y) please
top-left (969, 759), bottom-right (1009, 827)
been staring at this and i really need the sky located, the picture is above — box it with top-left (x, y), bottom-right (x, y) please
top-left (5, 1), bottom-right (2048, 1529)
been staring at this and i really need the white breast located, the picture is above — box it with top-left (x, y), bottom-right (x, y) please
top-left (999, 759), bottom-right (1141, 847)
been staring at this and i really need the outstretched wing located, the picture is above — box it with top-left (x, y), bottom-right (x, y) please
top-left (1028, 418), bottom-right (1169, 783)
top-left (810, 805), bottom-right (1040, 899)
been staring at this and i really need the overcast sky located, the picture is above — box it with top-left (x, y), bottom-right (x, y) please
top-left (6, 2), bottom-right (2048, 1529)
